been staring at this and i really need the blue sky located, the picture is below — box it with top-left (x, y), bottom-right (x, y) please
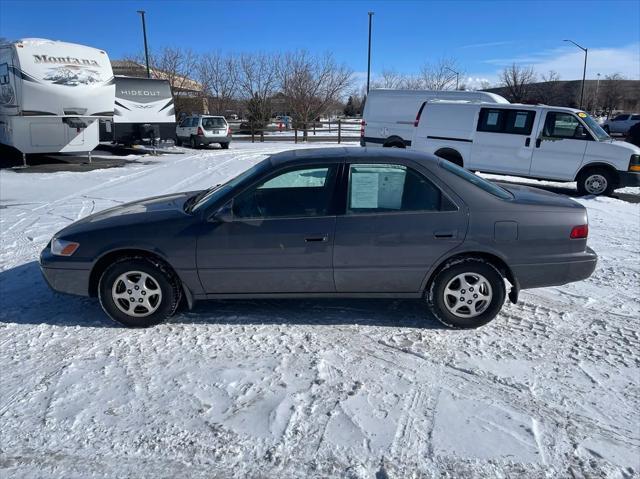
top-left (1, 0), bottom-right (638, 87)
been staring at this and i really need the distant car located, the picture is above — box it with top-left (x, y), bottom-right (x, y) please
top-left (602, 113), bottom-right (640, 135)
top-left (175, 115), bottom-right (231, 149)
top-left (40, 148), bottom-right (597, 329)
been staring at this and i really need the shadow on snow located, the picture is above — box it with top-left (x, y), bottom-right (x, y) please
top-left (0, 261), bottom-right (445, 330)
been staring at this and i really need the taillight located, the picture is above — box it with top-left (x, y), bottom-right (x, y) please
top-left (360, 120), bottom-right (366, 138)
top-left (197, 127), bottom-right (204, 136)
top-left (629, 154), bottom-right (640, 172)
top-left (570, 224), bottom-right (588, 239)
top-left (227, 127), bottom-right (232, 136)
top-left (414, 101), bottom-right (427, 127)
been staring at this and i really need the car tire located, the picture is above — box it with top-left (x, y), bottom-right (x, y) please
top-left (98, 257), bottom-right (181, 328)
top-left (220, 142), bottom-right (230, 149)
top-left (427, 258), bottom-right (505, 329)
top-left (576, 168), bottom-right (615, 196)
top-left (175, 136), bottom-right (182, 146)
top-left (189, 136), bottom-right (198, 149)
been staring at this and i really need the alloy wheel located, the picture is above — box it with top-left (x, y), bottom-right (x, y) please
top-left (111, 270), bottom-right (163, 317)
top-left (443, 272), bottom-right (493, 318)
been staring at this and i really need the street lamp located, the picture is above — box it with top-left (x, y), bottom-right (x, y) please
top-left (137, 10), bottom-right (151, 78)
top-left (444, 66), bottom-right (460, 90)
top-left (564, 39), bottom-right (587, 110)
top-left (366, 12), bottom-right (374, 93)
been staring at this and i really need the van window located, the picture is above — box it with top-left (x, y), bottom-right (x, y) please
top-left (346, 164), bottom-right (456, 214)
top-left (0, 63), bottom-right (8, 85)
top-left (543, 112), bottom-right (590, 139)
top-left (477, 108), bottom-right (535, 135)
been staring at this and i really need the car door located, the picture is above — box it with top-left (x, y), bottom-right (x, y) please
top-left (470, 107), bottom-right (537, 176)
top-left (333, 161), bottom-right (467, 293)
top-left (529, 111), bottom-right (590, 180)
top-left (196, 163), bottom-right (341, 294)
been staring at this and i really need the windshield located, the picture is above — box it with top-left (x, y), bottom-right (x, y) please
top-left (580, 113), bottom-right (610, 141)
top-left (190, 160), bottom-right (269, 213)
top-left (202, 117), bottom-right (227, 129)
top-left (440, 160), bottom-right (513, 200)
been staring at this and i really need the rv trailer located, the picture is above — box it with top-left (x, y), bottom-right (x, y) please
top-left (100, 76), bottom-right (176, 144)
top-left (0, 38), bottom-right (115, 154)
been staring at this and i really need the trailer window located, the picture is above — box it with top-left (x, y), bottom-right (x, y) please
top-left (0, 64), bottom-right (9, 85)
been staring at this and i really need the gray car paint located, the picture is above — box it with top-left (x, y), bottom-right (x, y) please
top-left (40, 147), bottom-right (597, 303)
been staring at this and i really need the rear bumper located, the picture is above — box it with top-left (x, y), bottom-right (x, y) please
top-left (618, 171), bottom-right (640, 188)
top-left (512, 247), bottom-right (597, 289)
top-left (196, 136), bottom-right (231, 145)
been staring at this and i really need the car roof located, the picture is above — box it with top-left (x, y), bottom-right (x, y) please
top-left (269, 147), bottom-right (440, 167)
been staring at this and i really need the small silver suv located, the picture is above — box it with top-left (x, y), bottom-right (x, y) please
top-left (602, 113), bottom-right (640, 135)
top-left (176, 115), bottom-right (232, 149)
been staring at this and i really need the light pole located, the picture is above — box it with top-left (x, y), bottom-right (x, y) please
top-left (445, 66), bottom-right (459, 90)
top-left (595, 73), bottom-right (601, 112)
top-left (366, 11), bottom-right (374, 93)
top-left (137, 10), bottom-right (151, 78)
top-left (564, 39), bottom-right (587, 110)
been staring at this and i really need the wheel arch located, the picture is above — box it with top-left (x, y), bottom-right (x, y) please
top-left (382, 135), bottom-right (407, 148)
top-left (434, 147), bottom-right (464, 167)
top-left (574, 162), bottom-right (620, 183)
top-left (422, 251), bottom-right (519, 304)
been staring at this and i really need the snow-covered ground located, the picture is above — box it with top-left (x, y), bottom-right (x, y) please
top-left (1, 142), bottom-right (639, 478)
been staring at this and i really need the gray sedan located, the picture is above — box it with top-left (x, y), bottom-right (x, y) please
top-left (40, 148), bottom-right (597, 328)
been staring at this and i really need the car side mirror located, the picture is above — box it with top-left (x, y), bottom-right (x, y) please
top-left (574, 125), bottom-right (587, 139)
top-left (209, 200), bottom-right (233, 223)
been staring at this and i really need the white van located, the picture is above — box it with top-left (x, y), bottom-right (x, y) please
top-left (360, 89), bottom-right (509, 148)
top-left (410, 101), bottom-right (640, 195)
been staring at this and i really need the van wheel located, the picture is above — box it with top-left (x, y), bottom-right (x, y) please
top-left (189, 136), bottom-right (198, 149)
top-left (427, 258), bottom-right (505, 329)
top-left (98, 257), bottom-right (181, 328)
top-left (576, 168), bottom-right (615, 196)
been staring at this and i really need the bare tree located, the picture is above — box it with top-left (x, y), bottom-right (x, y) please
top-left (371, 69), bottom-right (404, 89)
top-left (419, 58), bottom-right (462, 90)
top-left (600, 73), bottom-right (625, 116)
top-left (400, 75), bottom-right (425, 90)
top-left (500, 63), bottom-right (536, 102)
top-left (280, 51), bottom-right (352, 140)
top-left (536, 70), bottom-right (562, 104)
top-left (238, 53), bottom-right (280, 137)
top-left (197, 52), bottom-right (239, 116)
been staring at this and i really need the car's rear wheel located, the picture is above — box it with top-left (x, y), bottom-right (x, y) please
top-left (189, 136), bottom-right (198, 149)
top-left (98, 257), bottom-right (181, 327)
top-left (428, 258), bottom-right (505, 328)
top-left (576, 168), bottom-right (615, 196)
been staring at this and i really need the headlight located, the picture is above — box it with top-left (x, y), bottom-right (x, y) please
top-left (51, 238), bottom-right (80, 256)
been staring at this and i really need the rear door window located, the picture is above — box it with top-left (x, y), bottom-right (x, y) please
top-left (346, 163), bottom-right (456, 214)
top-left (478, 108), bottom-right (535, 135)
top-left (478, 109), bottom-right (505, 132)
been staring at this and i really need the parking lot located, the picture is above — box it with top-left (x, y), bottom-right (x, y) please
top-left (1, 143), bottom-right (639, 478)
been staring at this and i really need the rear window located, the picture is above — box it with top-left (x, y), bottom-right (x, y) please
top-left (440, 160), bottom-right (513, 200)
top-left (202, 117), bottom-right (227, 129)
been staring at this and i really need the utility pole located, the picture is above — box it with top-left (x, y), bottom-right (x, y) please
top-left (564, 39), bottom-right (587, 110)
top-left (445, 66), bottom-right (460, 90)
top-left (366, 11), bottom-right (374, 93)
top-left (137, 10), bottom-right (151, 78)
top-left (595, 73), bottom-right (601, 112)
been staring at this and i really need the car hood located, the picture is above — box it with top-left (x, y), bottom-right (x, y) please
top-left (56, 191), bottom-right (197, 237)
top-left (497, 183), bottom-right (582, 209)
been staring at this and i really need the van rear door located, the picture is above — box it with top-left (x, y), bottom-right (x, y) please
top-left (470, 107), bottom-right (537, 176)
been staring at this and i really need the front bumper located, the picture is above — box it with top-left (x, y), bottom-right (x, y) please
top-left (512, 247), bottom-right (598, 289)
top-left (618, 171), bottom-right (640, 188)
top-left (40, 247), bottom-right (91, 296)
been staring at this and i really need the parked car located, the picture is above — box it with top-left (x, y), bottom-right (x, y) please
top-left (602, 113), bottom-right (640, 135)
top-left (407, 101), bottom-right (640, 196)
top-left (40, 148), bottom-right (597, 329)
top-left (175, 115), bottom-right (231, 149)
top-left (360, 89), bottom-right (509, 148)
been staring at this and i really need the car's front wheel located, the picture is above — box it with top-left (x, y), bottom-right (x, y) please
top-left (428, 258), bottom-right (505, 328)
top-left (98, 257), bottom-right (181, 327)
